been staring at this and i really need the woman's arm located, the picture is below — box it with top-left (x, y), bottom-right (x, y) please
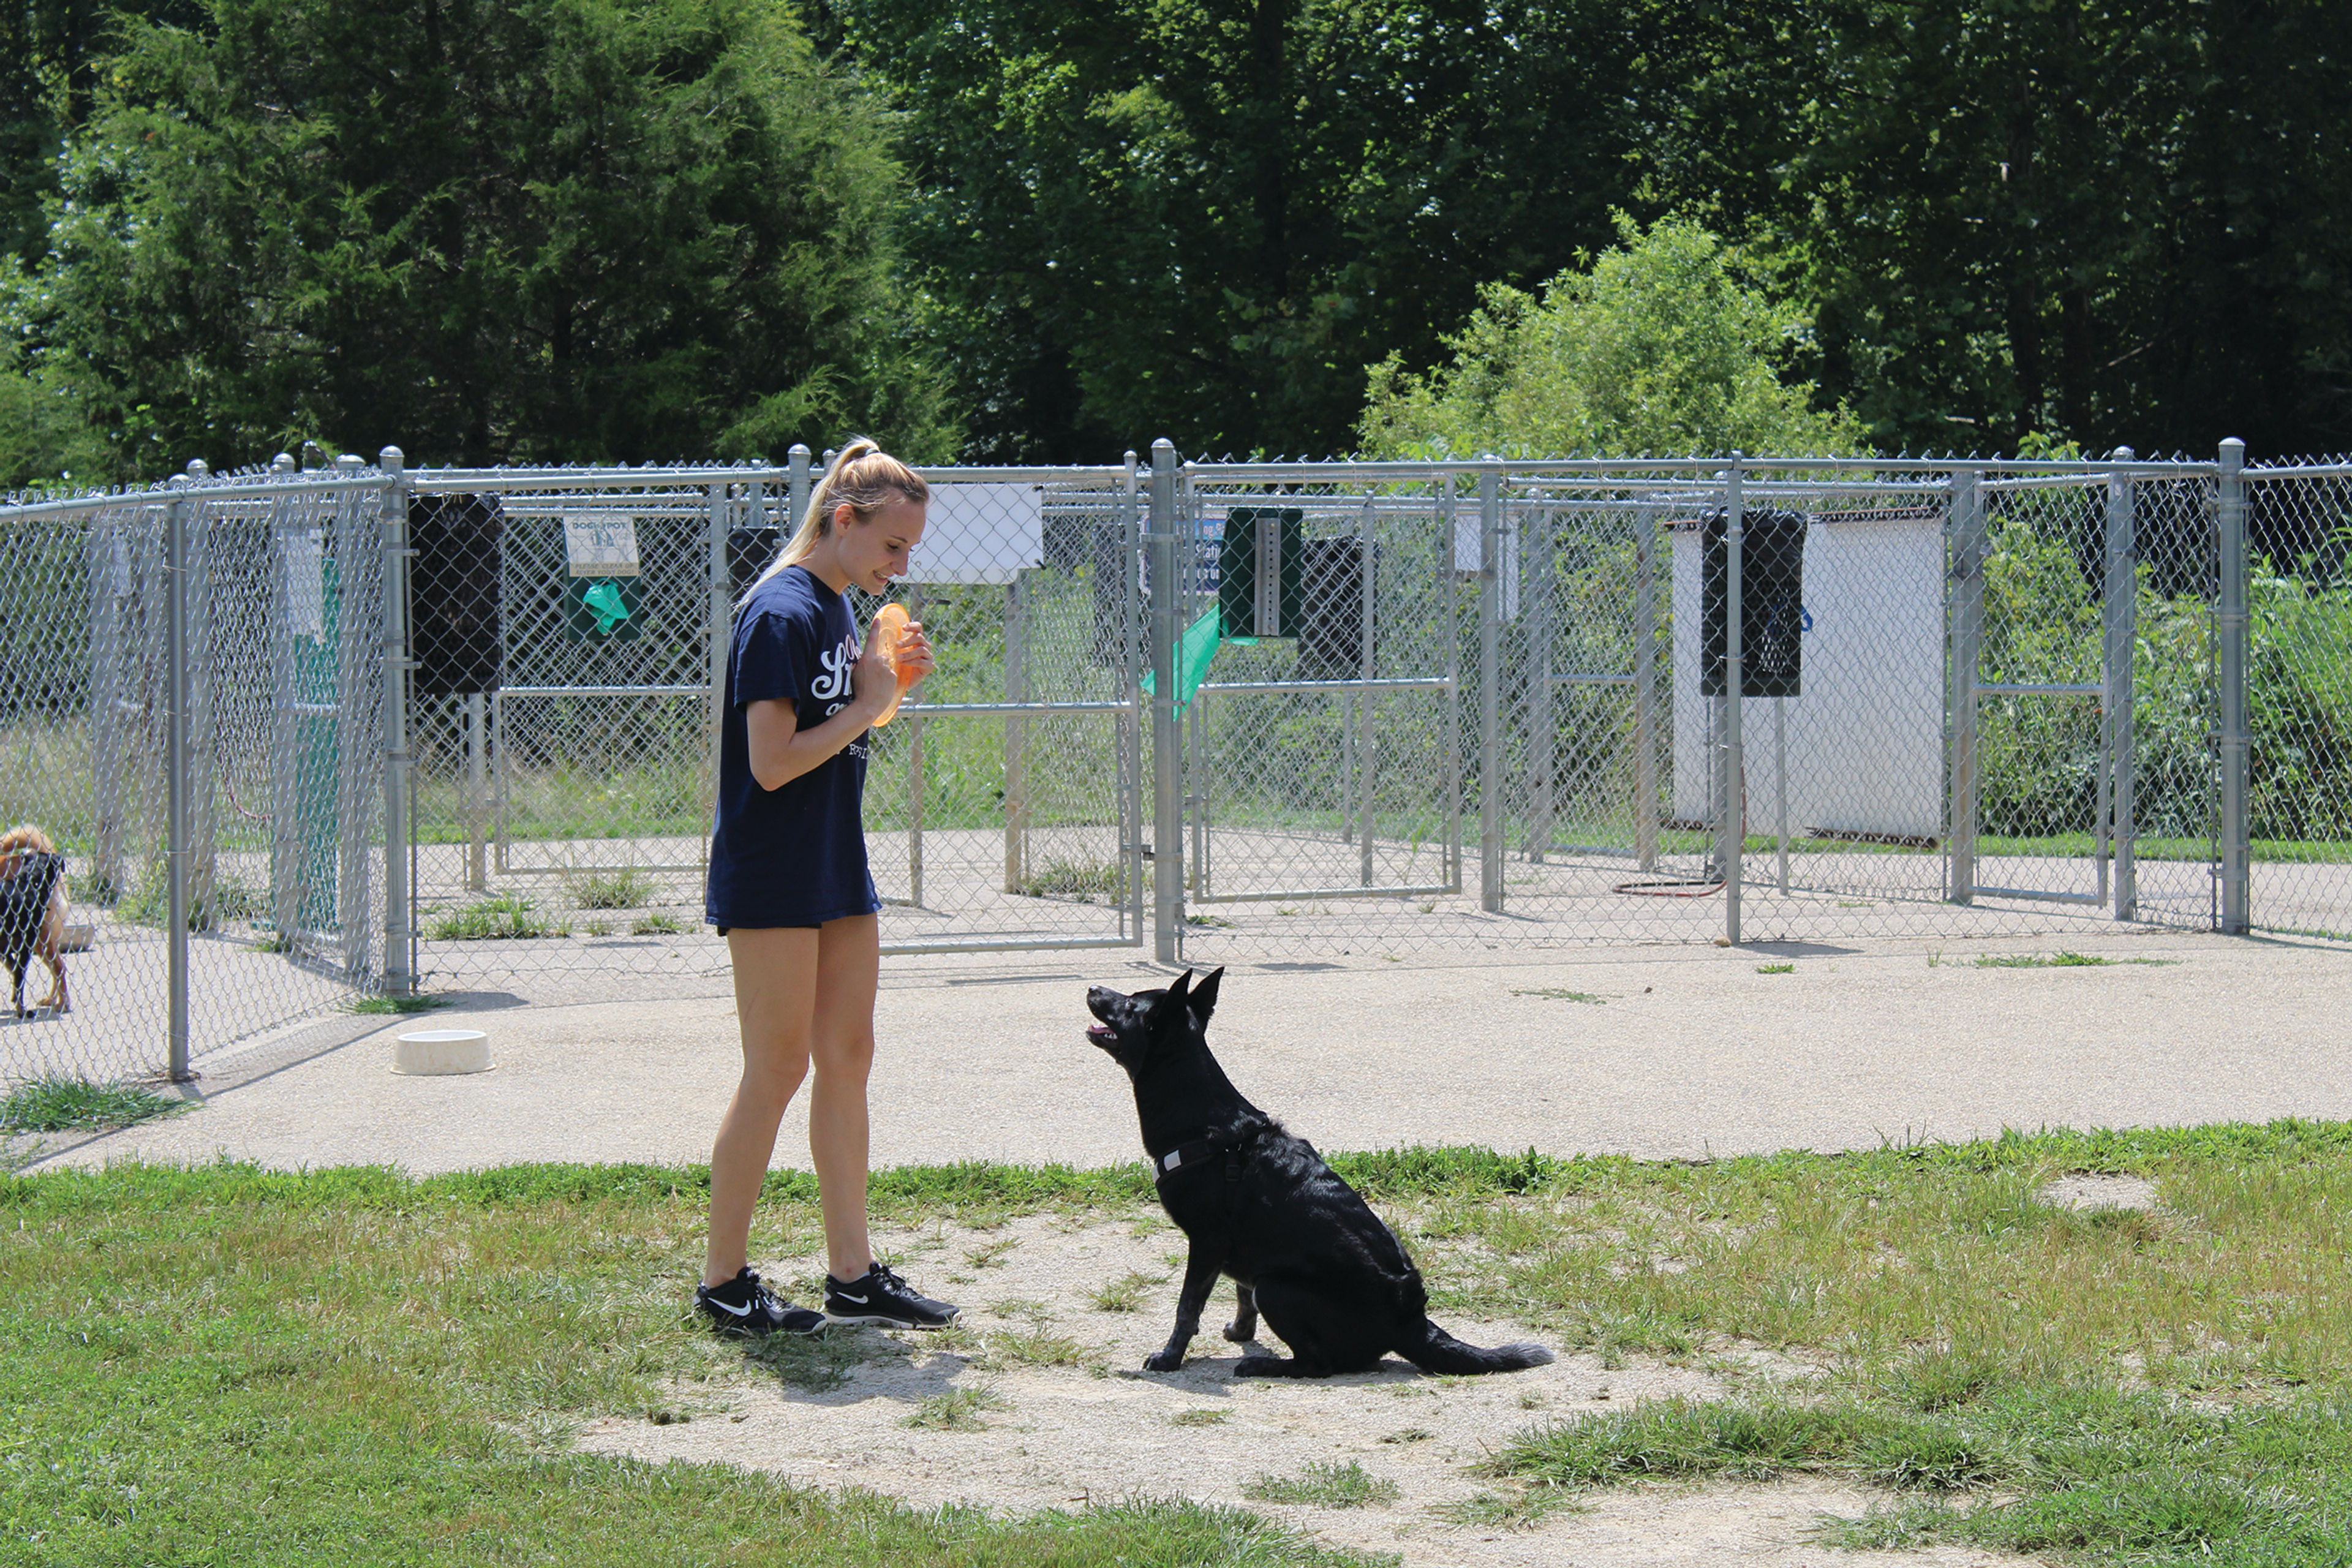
top-left (743, 614), bottom-right (935, 792)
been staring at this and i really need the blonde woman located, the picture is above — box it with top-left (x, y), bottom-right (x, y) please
top-left (696, 439), bottom-right (957, 1335)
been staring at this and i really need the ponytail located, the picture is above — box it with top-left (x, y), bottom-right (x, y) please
top-left (741, 437), bottom-right (929, 606)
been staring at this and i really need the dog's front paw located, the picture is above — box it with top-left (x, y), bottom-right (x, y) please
top-left (1221, 1322), bottom-right (1254, 1343)
top-left (1142, 1349), bottom-right (1186, 1373)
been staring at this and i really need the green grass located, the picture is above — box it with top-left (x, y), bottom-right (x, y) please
top-left (8, 1123), bottom-right (2352, 1564)
top-left (1755, 962), bottom-right (1795, 974)
top-left (1239, 1461), bottom-right (1401, 1509)
top-left (350, 993), bottom-right (451, 1016)
top-left (1087, 1271), bottom-right (1158, 1313)
top-left (427, 894), bottom-right (568, 941)
top-left (0, 1075), bottom-right (192, 1133)
top-left (565, 867), bottom-right (654, 910)
top-left (902, 1384), bottom-right (1006, 1431)
top-left (1014, 858), bottom-right (1128, 903)
top-left (0, 1159), bottom-right (1387, 1567)
top-left (630, 913), bottom-right (686, 936)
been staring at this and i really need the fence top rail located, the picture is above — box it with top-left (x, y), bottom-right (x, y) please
top-left (1179, 456), bottom-right (2222, 482)
top-left (2245, 461), bottom-right (2352, 480)
top-left (0, 472), bottom-right (390, 523)
top-left (410, 462), bottom-right (1134, 494)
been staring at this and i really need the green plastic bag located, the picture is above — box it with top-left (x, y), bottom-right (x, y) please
top-left (1140, 609), bottom-right (1253, 716)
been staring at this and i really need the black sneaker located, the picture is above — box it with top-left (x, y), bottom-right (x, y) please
top-left (823, 1262), bottom-right (959, 1329)
top-left (693, 1267), bottom-right (826, 1336)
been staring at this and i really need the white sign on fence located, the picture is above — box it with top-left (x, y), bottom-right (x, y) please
top-left (913, 482), bottom-right (1044, 584)
top-left (1670, 511), bottom-right (1943, 840)
top-left (564, 514), bottom-right (641, 577)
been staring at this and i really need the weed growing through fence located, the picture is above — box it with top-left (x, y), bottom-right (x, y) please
top-left (1973, 951), bottom-right (2178, 969)
top-left (1241, 1461), bottom-right (1401, 1509)
top-left (1512, 987), bottom-right (1605, 1003)
top-left (630, 913), bottom-right (685, 936)
top-left (350, 993), bottom-right (449, 1016)
top-left (1187, 912), bottom-right (1236, 927)
top-left (428, 894), bottom-right (567, 941)
top-left (0, 1075), bottom-right (190, 1133)
top-left (565, 867), bottom-right (653, 910)
top-left (116, 872), bottom-right (268, 930)
top-left (1014, 858), bottom-right (1126, 903)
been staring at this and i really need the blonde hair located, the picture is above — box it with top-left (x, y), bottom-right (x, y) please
top-left (743, 437), bottom-right (928, 604)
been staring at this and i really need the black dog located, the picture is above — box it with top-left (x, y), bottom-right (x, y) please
top-left (0, 850), bottom-right (67, 1019)
top-left (1085, 967), bottom-right (1553, 1379)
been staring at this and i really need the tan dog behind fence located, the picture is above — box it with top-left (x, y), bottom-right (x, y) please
top-left (0, 824), bottom-right (71, 1015)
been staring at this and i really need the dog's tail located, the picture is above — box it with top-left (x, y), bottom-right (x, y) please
top-left (1401, 1318), bottom-right (1555, 1375)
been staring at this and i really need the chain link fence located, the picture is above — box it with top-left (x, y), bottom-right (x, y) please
top-left (6, 441), bottom-right (2346, 1084)
top-left (1, 459), bottom-right (390, 1085)
top-left (2241, 459), bottom-right (2352, 942)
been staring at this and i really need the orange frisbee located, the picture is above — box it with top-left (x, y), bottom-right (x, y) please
top-left (869, 603), bottom-right (922, 726)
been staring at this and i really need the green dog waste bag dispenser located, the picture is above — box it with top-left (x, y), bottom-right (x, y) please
top-left (1217, 507), bottom-right (1303, 638)
top-left (562, 512), bottom-right (643, 641)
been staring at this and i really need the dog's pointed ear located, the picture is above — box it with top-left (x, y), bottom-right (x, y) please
top-left (1150, 970), bottom-right (1194, 1031)
top-left (1187, 966), bottom-right (1224, 1022)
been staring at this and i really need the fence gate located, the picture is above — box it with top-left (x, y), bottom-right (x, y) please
top-left (1174, 473), bottom-right (1466, 935)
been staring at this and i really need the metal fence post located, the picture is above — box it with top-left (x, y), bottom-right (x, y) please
top-left (1634, 499), bottom-right (1659, 872)
top-left (186, 461), bottom-right (219, 927)
top-left (1721, 456), bottom-right (1746, 946)
top-left (787, 444), bottom-right (811, 529)
top-left (2106, 448), bottom-right (2138, 921)
top-left (1003, 568), bottom-right (1027, 892)
top-left (1441, 473), bottom-right (1464, 893)
top-left (164, 477), bottom-right (192, 1080)
top-left (1947, 466), bottom-right (1986, 903)
top-left (1477, 464), bottom-right (1504, 911)
top-left (379, 447), bottom-right (413, 995)
top-left (1121, 450), bottom-right (1145, 943)
top-left (1149, 439), bottom-right (1183, 960)
top-left (706, 479), bottom-right (729, 846)
top-left (2216, 437), bottom-right (2250, 933)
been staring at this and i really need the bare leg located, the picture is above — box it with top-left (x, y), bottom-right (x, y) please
top-left (702, 927), bottom-right (820, 1289)
top-left (809, 912), bottom-right (881, 1284)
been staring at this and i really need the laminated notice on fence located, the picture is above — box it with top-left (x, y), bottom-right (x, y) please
top-left (914, 482), bottom-right (1043, 584)
top-left (564, 514), bottom-right (641, 577)
top-left (1452, 511), bottom-right (1520, 619)
top-left (284, 528), bottom-right (326, 638)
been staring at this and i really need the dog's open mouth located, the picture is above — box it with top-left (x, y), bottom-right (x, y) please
top-left (1084, 1023), bottom-right (1118, 1047)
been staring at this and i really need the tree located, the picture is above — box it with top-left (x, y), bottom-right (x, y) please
top-left (30, 0), bottom-right (954, 473)
top-left (820, 0), bottom-right (1675, 461)
top-left (1357, 216), bottom-right (1864, 459)
top-left (1668, 0), bottom-right (2352, 459)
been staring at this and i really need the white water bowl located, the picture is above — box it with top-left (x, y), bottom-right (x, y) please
top-left (393, 1028), bottom-right (492, 1076)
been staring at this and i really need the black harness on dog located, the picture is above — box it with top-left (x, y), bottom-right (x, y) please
top-left (1152, 1132), bottom-right (1248, 1189)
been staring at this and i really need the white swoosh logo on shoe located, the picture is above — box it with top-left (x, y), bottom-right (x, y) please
top-left (834, 1291), bottom-right (869, 1305)
top-left (707, 1297), bottom-right (755, 1317)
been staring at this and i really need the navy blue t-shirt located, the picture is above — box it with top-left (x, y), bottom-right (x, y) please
top-left (706, 565), bottom-right (880, 929)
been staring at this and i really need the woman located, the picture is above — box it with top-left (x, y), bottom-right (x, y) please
top-left (696, 439), bottom-right (957, 1335)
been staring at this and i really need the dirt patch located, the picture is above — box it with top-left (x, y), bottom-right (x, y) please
top-left (574, 1213), bottom-right (2034, 1566)
top-left (2035, 1172), bottom-right (2162, 1212)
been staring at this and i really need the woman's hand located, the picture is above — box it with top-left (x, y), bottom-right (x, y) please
top-left (848, 620), bottom-right (899, 719)
top-left (892, 620), bottom-right (935, 690)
